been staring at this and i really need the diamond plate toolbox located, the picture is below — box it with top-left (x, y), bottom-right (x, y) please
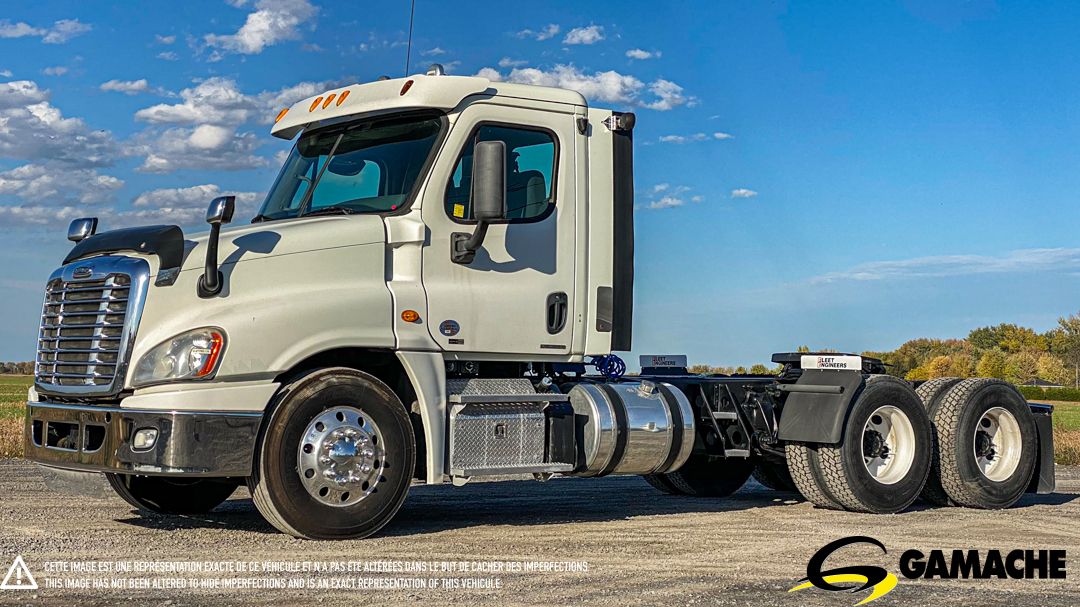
top-left (450, 403), bottom-right (546, 475)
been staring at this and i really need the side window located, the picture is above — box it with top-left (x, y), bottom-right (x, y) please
top-left (446, 125), bottom-right (556, 222)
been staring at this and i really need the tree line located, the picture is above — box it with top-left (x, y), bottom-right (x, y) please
top-left (0, 362), bottom-right (34, 375)
top-left (688, 310), bottom-right (1080, 386)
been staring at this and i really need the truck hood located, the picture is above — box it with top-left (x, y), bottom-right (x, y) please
top-left (179, 215), bottom-right (386, 273)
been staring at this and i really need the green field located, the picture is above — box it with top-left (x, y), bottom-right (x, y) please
top-left (1031, 401), bottom-right (1080, 432)
top-left (0, 376), bottom-right (31, 417)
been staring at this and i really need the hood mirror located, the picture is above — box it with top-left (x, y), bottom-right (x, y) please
top-left (197, 196), bottom-right (235, 298)
top-left (67, 218), bottom-right (98, 243)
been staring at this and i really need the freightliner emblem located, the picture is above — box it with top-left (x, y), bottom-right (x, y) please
top-left (72, 266), bottom-right (93, 279)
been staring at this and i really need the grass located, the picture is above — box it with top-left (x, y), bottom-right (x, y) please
top-left (1, 374), bottom-right (1079, 465)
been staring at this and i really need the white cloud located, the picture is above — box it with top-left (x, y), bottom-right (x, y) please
top-left (135, 77), bottom-right (258, 126)
top-left (441, 60), bottom-right (461, 74)
top-left (42, 67), bottom-right (68, 76)
top-left (421, 47), bottom-right (445, 56)
top-left (299, 42), bottom-right (323, 52)
top-left (0, 204), bottom-right (95, 227)
top-left (731, 189), bottom-right (758, 198)
top-left (516, 24), bottom-right (559, 41)
top-left (498, 57), bottom-right (528, 68)
top-left (157, 51), bottom-right (179, 61)
top-left (0, 18), bottom-right (91, 43)
top-left (155, 34), bottom-right (176, 44)
top-left (0, 164), bottom-right (123, 204)
top-left (479, 64), bottom-right (692, 111)
top-left (641, 79), bottom-right (695, 111)
top-left (647, 196), bottom-right (684, 210)
top-left (42, 19), bottom-right (92, 44)
top-left (0, 70), bottom-right (12, 78)
top-left (714, 132), bottom-right (733, 139)
top-left (691, 195), bottom-right (704, 202)
top-left (125, 183), bottom-right (263, 225)
top-left (205, 0), bottom-right (319, 55)
top-left (659, 133), bottom-right (716, 144)
top-left (0, 21), bottom-right (45, 38)
top-left (806, 248), bottom-right (1080, 285)
top-left (127, 124), bottom-right (267, 173)
top-left (626, 49), bottom-right (659, 60)
top-left (563, 25), bottom-right (604, 45)
top-left (652, 183), bottom-right (669, 193)
top-left (0, 82), bottom-right (118, 168)
top-left (100, 79), bottom-right (154, 95)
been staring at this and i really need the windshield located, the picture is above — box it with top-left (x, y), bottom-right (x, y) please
top-left (255, 113), bottom-right (443, 221)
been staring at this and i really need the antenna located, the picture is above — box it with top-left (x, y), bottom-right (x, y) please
top-left (405, 0), bottom-right (416, 77)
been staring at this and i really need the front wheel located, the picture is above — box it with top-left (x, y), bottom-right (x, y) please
top-left (248, 368), bottom-right (415, 540)
top-left (106, 474), bottom-right (239, 514)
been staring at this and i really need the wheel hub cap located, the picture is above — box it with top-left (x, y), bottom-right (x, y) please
top-left (298, 406), bottom-right (385, 507)
top-left (861, 405), bottom-right (916, 485)
top-left (974, 407), bottom-right (1022, 482)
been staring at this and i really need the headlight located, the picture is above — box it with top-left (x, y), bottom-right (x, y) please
top-left (133, 327), bottom-right (226, 387)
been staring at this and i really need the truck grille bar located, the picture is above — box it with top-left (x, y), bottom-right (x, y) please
top-left (35, 256), bottom-right (150, 397)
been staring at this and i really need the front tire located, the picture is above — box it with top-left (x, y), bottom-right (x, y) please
top-left (813, 375), bottom-right (933, 513)
top-left (930, 378), bottom-right (1037, 509)
top-left (106, 474), bottom-right (239, 514)
top-left (249, 368), bottom-right (416, 539)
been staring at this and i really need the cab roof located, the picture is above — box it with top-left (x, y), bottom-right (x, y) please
top-left (270, 73), bottom-right (588, 140)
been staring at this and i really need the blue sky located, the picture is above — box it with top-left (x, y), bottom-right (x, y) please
top-left (1, 0), bottom-right (1079, 367)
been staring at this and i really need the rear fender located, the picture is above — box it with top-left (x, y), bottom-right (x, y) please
top-left (776, 369), bottom-right (865, 444)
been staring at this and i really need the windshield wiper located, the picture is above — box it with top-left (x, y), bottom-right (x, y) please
top-left (250, 214), bottom-right (273, 223)
top-left (303, 205), bottom-right (355, 217)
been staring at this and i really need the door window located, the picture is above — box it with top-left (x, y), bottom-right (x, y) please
top-left (446, 125), bottom-right (557, 222)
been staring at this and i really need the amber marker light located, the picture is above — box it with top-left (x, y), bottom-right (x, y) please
top-left (401, 310), bottom-right (420, 323)
top-left (322, 94), bottom-right (336, 108)
top-left (274, 108), bottom-right (289, 123)
top-left (336, 90), bottom-right (350, 105)
top-left (400, 80), bottom-right (414, 96)
top-left (309, 97), bottom-right (323, 111)
top-left (193, 331), bottom-right (225, 377)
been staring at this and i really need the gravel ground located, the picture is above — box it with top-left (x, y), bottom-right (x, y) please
top-left (0, 458), bottom-right (1078, 606)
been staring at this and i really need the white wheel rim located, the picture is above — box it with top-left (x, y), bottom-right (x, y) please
top-left (861, 405), bottom-right (916, 485)
top-left (974, 407), bottom-right (1022, 482)
top-left (297, 406), bottom-right (385, 507)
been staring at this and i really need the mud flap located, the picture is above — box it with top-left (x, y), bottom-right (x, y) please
top-left (1026, 404), bottom-right (1056, 494)
top-left (776, 370), bottom-right (865, 444)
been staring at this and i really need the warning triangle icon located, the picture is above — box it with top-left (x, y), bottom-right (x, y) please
top-left (1, 555), bottom-right (38, 590)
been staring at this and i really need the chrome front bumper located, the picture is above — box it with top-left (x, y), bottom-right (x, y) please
top-left (24, 402), bottom-right (262, 477)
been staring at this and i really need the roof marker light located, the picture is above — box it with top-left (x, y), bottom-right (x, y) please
top-left (400, 80), bottom-right (414, 96)
top-left (309, 97), bottom-right (323, 112)
top-left (336, 90), bottom-right (350, 105)
top-left (322, 93), bottom-right (336, 108)
top-left (274, 108), bottom-right (289, 123)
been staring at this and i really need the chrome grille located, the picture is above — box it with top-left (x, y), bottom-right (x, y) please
top-left (35, 256), bottom-right (150, 397)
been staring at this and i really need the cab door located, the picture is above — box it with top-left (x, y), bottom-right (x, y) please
top-left (420, 101), bottom-right (578, 356)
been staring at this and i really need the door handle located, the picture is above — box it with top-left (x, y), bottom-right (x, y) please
top-left (547, 292), bottom-right (568, 334)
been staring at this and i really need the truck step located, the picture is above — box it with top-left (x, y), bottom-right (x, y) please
top-left (711, 411), bottom-right (738, 420)
top-left (724, 449), bottom-right (750, 458)
top-left (450, 394), bottom-right (569, 404)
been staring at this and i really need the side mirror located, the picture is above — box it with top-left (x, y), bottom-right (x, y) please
top-left (67, 218), bottom-right (98, 243)
top-left (197, 196), bottom-right (235, 298)
top-left (452, 141), bottom-right (506, 264)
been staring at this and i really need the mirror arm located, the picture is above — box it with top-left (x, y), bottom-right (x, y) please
top-left (197, 223), bottom-right (223, 298)
top-left (451, 220), bottom-right (489, 265)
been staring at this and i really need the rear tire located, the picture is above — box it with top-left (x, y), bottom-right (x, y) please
top-left (786, 442), bottom-right (845, 510)
top-left (249, 368), bottom-right (415, 539)
top-left (915, 377), bottom-right (964, 506)
top-left (752, 460), bottom-right (798, 492)
top-left (650, 455), bottom-right (755, 497)
top-left (930, 378), bottom-right (1037, 509)
top-left (106, 474), bottom-right (239, 515)
top-left (814, 375), bottom-right (933, 513)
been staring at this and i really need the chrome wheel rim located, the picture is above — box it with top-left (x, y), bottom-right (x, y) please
top-left (861, 405), bottom-right (916, 485)
top-left (297, 406), bottom-right (385, 507)
top-left (974, 407), bottom-right (1022, 482)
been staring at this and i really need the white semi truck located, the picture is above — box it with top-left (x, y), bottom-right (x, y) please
top-left (24, 65), bottom-right (1056, 539)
